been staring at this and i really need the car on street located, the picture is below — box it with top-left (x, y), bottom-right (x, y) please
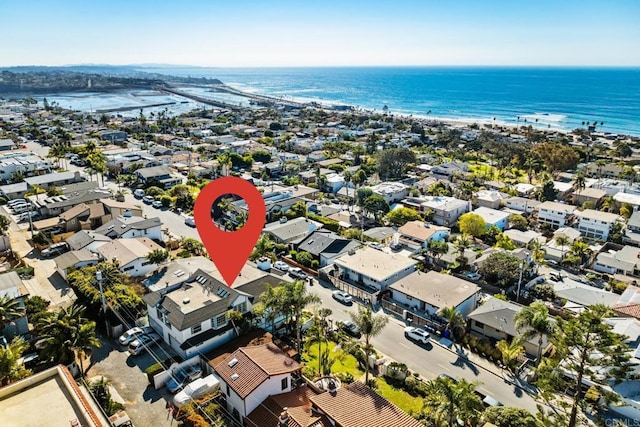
top-left (41, 242), bottom-right (69, 257)
top-left (273, 261), bottom-right (289, 271)
top-left (118, 326), bottom-right (153, 346)
top-left (404, 326), bottom-right (431, 344)
top-left (184, 216), bottom-right (196, 227)
top-left (332, 290), bottom-right (353, 305)
top-left (474, 389), bottom-right (503, 407)
top-left (152, 200), bottom-right (163, 208)
top-left (143, 195), bottom-right (155, 204)
top-left (173, 375), bottom-right (220, 408)
top-left (128, 332), bottom-right (162, 356)
top-left (337, 320), bottom-right (361, 338)
top-left (465, 272), bottom-right (481, 281)
top-left (166, 365), bottom-right (203, 393)
top-left (289, 267), bottom-right (307, 279)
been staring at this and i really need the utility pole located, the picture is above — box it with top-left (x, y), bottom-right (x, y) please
top-left (28, 201), bottom-right (35, 240)
top-left (516, 261), bottom-right (525, 303)
top-left (96, 270), bottom-right (110, 335)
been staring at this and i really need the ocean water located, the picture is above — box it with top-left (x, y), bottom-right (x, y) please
top-left (141, 66), bottom-right (640, 136)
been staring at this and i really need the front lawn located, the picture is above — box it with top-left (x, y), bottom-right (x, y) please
top-left (375, 376), bottom-right (424, 415)
top-left (303, 340), bottom-right (363, 379)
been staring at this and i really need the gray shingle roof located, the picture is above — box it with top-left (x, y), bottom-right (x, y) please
top-left (94, 216), bottom-right (161, 238)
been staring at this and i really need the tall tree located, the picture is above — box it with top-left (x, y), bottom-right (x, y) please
top-left (497, 338), bottom-right (525, 373)
top-left (515, 302), bottom-right (555, 366)
top-left (572, 172), bottom-right (586, 195)
top-left (535, 305), bottom-right (632, 427)
top-left (437, 306), bottom-right (466, 341)
top-left (349, 306), bottom-right (389, 383)
top-left (376, 147), bottom-right (416, 180)
top-left (458, 213), bottom-right (486, 238)
top-left (421, 376), bottom-right (484, 427)
top-left (555, 235), bottom-right (570, 261)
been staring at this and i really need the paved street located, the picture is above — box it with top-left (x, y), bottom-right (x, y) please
top-left (306, 280), bottom-right (540, 413)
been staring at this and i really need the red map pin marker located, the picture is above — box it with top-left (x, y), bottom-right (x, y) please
top-left (194, 176), bottom-right (266, 287)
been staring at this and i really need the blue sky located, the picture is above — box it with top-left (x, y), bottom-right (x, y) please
top-left (1, 0), bottom-right (639, 67)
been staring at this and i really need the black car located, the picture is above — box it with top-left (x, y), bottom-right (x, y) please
top-left (337, 320), bottom-right (361, 338)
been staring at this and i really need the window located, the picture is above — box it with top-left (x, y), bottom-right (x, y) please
top-left (212, 313), bottom-right (227, 329)
top-left (281, 377), bottom-right (288, 390)
top-left (234, 301), bottom-right (247, 313)
top-left (191, 325), bottom-right (202, 334)
top-left (123, 265), bottom-right (134, 272)
top-left (142, 261), bottom-right (152, 267)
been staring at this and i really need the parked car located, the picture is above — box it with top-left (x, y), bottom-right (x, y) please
top-left (173, 375), bottom-right (220, 408)
top-left (390, 243), bottom-right (402, 252)
top-left (152, 200), bottom-right (163, 208)
top-left (332, 290), bottom-right (353, 305)
top-left (465, 272), bottom-right (481, 281)
top-left (11, 204), bottom-right (31, 214)
top-left (166, 365), bottom-right (203, 393)
top-left (366, 242), bottom-right (383, 250)
top-left (7, 199), bottom-right (27, 207)
top-left (118, 326), bottom-right (153, 346)
top-left (404, 326), bottom-right (431, 344)
top-left (337, 320), bottom-right (361, 338)
top-left (289, 267), bottom-right (307, 279)
top-left (474, 389), bottom-right (503, 407)
top-left (41, 242), bottom-right (69, 257)
top-left (128, 332), bottom-right (162, 356)
top-left (142, 195), bottom-right (155, 204)
top-left (184, 216), bottom-right (196, 227)
top-left (133, 189), bottom-right (145, 199)
top-left (273, 261), bottom-right (289, 271)
top-left (17, 211), bottom-right (40, 222)
top-left (438, 373), bottom-right (458, 383)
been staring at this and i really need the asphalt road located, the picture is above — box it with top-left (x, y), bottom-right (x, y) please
top-left (306, 281), bottom-right (540, 413)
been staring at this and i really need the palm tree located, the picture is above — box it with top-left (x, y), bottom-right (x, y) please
top-left (568, 239), bottom-right (593, 267)
top-left (514, 301), bottom-right (555, 366)
top-left (73, 321), bottom-right (101, 376)
top-left (555, 235), bottom-right (569, 261)
top-left (422, 376), bottom-right (484, 427)
top-left (0, 295), bottom-right (25, 331)
top-left (497, 338), bottom-right (525, 373)
top-left (36, 304), bottom-right (101, 372)
top-left (0, 336), bottom-right (31, 386)
top-left (250, 234), bottom-right (275, 261)
top-left (427, 240), bottom-right (449, 266)
top-left (284, 281), bottom-right (321, 357)
top-left (527, 238), bottom-right (547, 271)
top-left (453, 234), bottom-right (471, 266)
top-left (349, 306), bottom-right (389, 383)
top-left (572, 172), bottom-right (586, 195)
top-left (343, 170), bottom-right (352, 211)
top-left (437, 306), bottom-right (466, 342)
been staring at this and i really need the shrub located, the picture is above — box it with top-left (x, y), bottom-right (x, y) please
top-left (335, 372), bottom-right (354, 384)
top-left (145, 357), bottom-right (182, 382)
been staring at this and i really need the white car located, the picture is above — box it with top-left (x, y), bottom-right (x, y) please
top-left (128, 332), bottom-right (162, 356)
top-left (332, 290), bottom-right (353, 305)
top-left (133, 189), bottom-right (145, 198)
top-left (273, 261), bottom-right (289, 271)
top-left (184, 216), bottom-right (196, 227)
top-left (289, 267), bottom-right (307, 279)
top-left (118, 326), bottom-right (152, 346)
top-left (152, 200), bottom-right (163, 208)
top-left (404, 326), bottom-right (431, 344)
top-left (173, 375), bottom-right (220, 408)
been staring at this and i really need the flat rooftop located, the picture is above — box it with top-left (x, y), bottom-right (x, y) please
top-left (334, 246), bottom-right (417, 282)
top-left (0, 365), bottom-right (107, 427)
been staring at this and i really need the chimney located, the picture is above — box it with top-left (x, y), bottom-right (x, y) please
top-left (278, 408), bottom-right (289, 426)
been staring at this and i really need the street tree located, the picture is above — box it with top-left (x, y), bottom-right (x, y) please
top-left (421, 376), bottom-right (484, 427)
top-left (349, 306), bottom-right (389, 384)
top-left (515, 302), bottom-right (555, 366)
top-left (535, 305), bottom-right (633, 427)
top-left (437, 306), bottom-right (466, 341)
top-left (458, 213), bottom-right (486, 238)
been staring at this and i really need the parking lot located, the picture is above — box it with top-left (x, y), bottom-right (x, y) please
top-left (87, 334), bottom-right (178, 427)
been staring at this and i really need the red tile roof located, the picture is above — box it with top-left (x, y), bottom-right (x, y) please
top-left (245, 386), bottom-right (330, 427)
top-left (310, 382), bottom-right (423, 427)
top-left (214, 343), bottom-right (301, 399)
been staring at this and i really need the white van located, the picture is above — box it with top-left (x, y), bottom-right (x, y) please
top-left (133, 189), bottom-right (145, 198)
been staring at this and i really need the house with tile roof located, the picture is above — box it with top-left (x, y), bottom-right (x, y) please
top-left (613, 285), bottom-right (640, 319)
top-left (212, 343), bottom-right (302, 421)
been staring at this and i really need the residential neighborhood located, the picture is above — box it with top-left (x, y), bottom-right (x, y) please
top-left (1, 92), bottom-right (640, 427)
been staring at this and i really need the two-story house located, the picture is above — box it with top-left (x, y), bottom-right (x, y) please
top-left (397, 220), bottom-right (449, 252)
top-left (402, 196), bottom-right (470, 227)
top-left (96, 237), bottom-right (162, 277)
top-left (293, 230), bottom-right (360, 267)
top-left (594, 245), bottom-right (640, 277)
top-left (472, 207), bottom-right (510, 231)
top-left (624, 211), bottom-right (640, 247)
top-left (333, 246), bottom-right (417, 291)
top-left (575, 209), bottom-right (622, 241)
top-left (505, 196), bottom-right (541, 214)
top-left (143, 268), bottom-right (256, 358)
top-left (371, 182), bottom-right (409, 204)
top-left (135, 165), bottom-right (182, 189)
top-left (535, 201), bottom-right (576, 230)
top-left (212, 343), bottom-right (302, 421)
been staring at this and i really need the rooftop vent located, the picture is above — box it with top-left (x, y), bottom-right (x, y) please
top-left (182, 297), bottom-right (190, 304)
top-left (228, 358), bottom-right (239, 368)
top-left (231, 373), bottom-right (239, 381)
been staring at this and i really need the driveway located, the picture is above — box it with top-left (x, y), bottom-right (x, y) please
top-left (87, 334), bottom-right (178, 427)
